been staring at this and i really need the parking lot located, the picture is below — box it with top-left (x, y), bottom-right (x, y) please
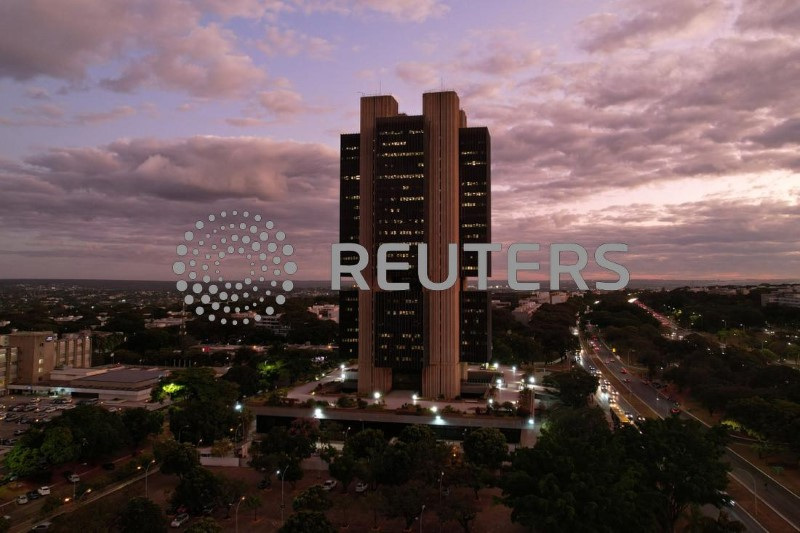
top-left (0, 395), bottom-right (77, 451)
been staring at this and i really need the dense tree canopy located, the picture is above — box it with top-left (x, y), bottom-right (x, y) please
top-left (118, 497), bottom-right (167, 533)
top-left (502, 408), bottom-right (732, 533)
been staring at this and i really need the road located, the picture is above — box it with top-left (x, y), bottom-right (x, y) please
top-left (581, 330), bottom-right (800, 532)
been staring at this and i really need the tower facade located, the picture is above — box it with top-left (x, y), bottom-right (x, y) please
top-left (338, 91), bottom-right (491, 399)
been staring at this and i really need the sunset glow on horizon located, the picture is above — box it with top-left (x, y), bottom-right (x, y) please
top-left (0, 0), bottom-right (798, 282)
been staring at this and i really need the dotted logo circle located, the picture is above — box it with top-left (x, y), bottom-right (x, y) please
top-left (172, 210), bottom-right (296, 325)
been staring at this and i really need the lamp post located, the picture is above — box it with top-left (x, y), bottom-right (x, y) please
top-left (419, 504), bottom-right (426, 533)
top-left (438, 471), bottom-right (444, 504)
top-left (145, 459), bottom-right (156, 498)
top-left (278, 466), bottom-right (288, 524)
top-left (235, 495), bottom-right (245, 533)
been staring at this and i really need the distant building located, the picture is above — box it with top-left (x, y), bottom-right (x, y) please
top-left (761, 289), bottom-right (800, 308)
top-left (308, 304), bottom-right (339, 323)
top-left (0, 335), bottom-right (20, 393)
top-left (253, 314), bottom-right (290, 336)
top-left (512, 299), bottom-right (542, 324)
top-left (146, 317), bottom-right (186, 329)
top-left (6, 330), bottom-right (92, 387)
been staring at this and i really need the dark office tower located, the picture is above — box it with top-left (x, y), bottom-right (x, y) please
top-left (338, 91), bottom-right (491, 400)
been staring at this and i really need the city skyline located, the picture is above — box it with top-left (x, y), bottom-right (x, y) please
top-left (0, 0), bottom-right (799, 282)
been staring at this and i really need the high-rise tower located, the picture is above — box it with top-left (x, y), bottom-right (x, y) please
top-left (339, 91), bottom-right (491, 399)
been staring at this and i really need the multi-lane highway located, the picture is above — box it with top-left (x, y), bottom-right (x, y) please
top-left (581, 330), bottom-right (800, 532)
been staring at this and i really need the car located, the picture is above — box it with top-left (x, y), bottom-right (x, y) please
top-left (355, 482), bottom-right (368, 493)
top-left (623, 378), bottom-right (631, 383)
top-left (44, 407), bottom-right (56, 413)
top-left (26, 490), bottom-right (42, 500)
top-left (620, 368), bottom-right (628, 374)
top-left (17, 495), bottom-right (29, 505)
top-left (201, 504), bottom-right (215, 515)
top-left (38, 486), bottom-right (51, 496)
top-left (257, 478), bottom-right (271, 490)
top-left (101, 462), bottom-right (116, 471)
top-left (30, 522), bottom-right (53, 531)
top-left (13, 429), bottom-right (26, 436)
top-left (670, 407), bottom-right (681, 416)
top-left (170, 513), bottom-right (190, 528)
top-left (321, 479), bottom-right (338, 491)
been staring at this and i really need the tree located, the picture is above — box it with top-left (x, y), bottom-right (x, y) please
top-left (544, 367), bottom-right (599, 407)
top-left (121, 408), bottom-right (164, 448)
top-left (50, 405), bottom-right (129, 460)
top-left (637, 417), bottom-right (731, 531)
top-left (462, 428), bottom-right (507, 470)
top-left (5, 442), bottom-right (42, 476)
top-left (185, 518), bottom-right (222, 533)
top-left (243, 494), bottom-right (262, 521)
top-left (437, 487), bottom-right (478, 532)
top-left (222, 365), bottom-right (262, 396)
top-left (502, 408), bottom-right (656, 533)
top-left (380, 481), bottom-right (434, 529)
top-left (328, 451), bottom-right (357, 493)
top-left (279, 511), bottom-right (336, 533)
top-left (40, 426), bottom-right (78, 465)
top-left (292, 485), bottom-right (332, 513)
top-left (172, 467), bottom-right (223, 515)
top-left (154, 438), bottom-right (200, 479)
top-left (118, 497), bottom-right (167, 533)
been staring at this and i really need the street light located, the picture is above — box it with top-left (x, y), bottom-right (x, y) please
top-left (419, 504), bottom-right (426, 533)
top-left (438, 471), bottom-right (444, 504)
top-left (145, 459), bottom-right (156, 498)
top-left (278, 466), bottom-right (288, 524)
top-left (235, 495), bottom-right (245, 533)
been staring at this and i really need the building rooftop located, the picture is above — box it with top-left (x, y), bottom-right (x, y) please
top-left (75, 367), bottom-right (166, 384)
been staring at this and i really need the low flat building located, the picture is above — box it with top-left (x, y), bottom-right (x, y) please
top-left (8, 366), bottom-right (167, 402)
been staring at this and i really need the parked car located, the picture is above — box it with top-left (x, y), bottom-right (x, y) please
top-left (670, 407), bottom-right (681, 416)
top-left (30, 522), bottom-right (52, 531)
top-left (170, 513), bottom-right (190, 528)
top-left (321, 479), bottom-right (338, 491)
top-left (26, 490), bottom-right (41, 500)
top-left (355, 482), bottom-right (368, 493)
top-left (38, 486), bottom-right (51, 496)
top-left (17, 495), bottom-right (29, 505)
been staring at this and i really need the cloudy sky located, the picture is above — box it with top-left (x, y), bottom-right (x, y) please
top-left (0, 0), bottom-right (798, 283)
